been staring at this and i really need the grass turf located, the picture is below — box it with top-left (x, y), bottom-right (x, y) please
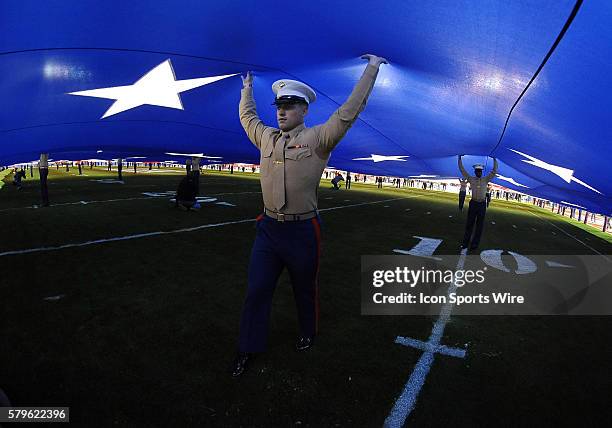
top-left (1, 167), bottom-right (611, 427)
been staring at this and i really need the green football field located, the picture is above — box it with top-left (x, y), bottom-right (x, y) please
top-left (1, 167), bottom-right (611, 427)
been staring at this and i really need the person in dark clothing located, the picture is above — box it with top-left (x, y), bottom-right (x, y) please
top-left (175, 175), bottom-right (200, 211)
top-left (331, 174), bottom-right (344, 190)
top-left (345, 172), bottom-right (351, 189)
top-left (13, 169), bottom-right (26, 190)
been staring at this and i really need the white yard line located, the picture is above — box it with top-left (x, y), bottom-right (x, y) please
top-left (0, 192), bottom-right (263, 213)
top-left (0, 196), bottom-right (417, 257)
top-left (384, 250), bottom-right (468, 427)
top-left (528, 209), bottom-right (611, 262)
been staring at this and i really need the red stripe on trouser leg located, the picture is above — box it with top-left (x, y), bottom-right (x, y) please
top-left (311, 218), bottom-right (321, 334)
top-left (256, 213), bottom-right (264, 221)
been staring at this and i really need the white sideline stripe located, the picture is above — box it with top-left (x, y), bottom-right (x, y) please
top-left (318, 197), bottom-right (415, 213)
top-left (0, 197), bottom-right (416, 258)
top-left (528, 209), bottom-right (611, 262)
top-left (0, 192), bottom-right (263, 213)
top-left (384, 250), bottom-right (468, 428)
top-left (0, 196), bottom-right (152, 212)
top-left (0, 218), bottom-right (253, 257)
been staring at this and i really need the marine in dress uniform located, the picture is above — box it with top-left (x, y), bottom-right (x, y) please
top-left (232, 54), bottom-right (387, 376)
top-left (458, 155), bottom-right (498, 250)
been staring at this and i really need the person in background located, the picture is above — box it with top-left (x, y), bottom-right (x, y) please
top-left (458, 178), bottom-right (467, 211)
top-left (331, 173), bottom-right (344, 190)
top-left (175, 174), bottom-right (200, 211)
top-left (458, 155), bottom-right (498, 251)
top-left (13, 169), bottom-right (26, 190)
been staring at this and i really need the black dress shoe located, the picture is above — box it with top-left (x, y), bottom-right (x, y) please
top-left (469, 245), bottom-right (478, 251)
top-left (231, 352), bottom-right (251, 377)
top-left (295, 336), bottom-right (314, 352)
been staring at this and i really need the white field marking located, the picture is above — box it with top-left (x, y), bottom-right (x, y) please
top-left (393, 236), bottom-right (443, 261)
top-left (0, 196), bottom-right (154, 212)
top-left (528, 209), bottom-right (611, 262)
top-left (551, 231), bottom-right (556, 235)
top-left (546, 260), bottom-right (575, 268)
top-left (169, 197), bottom-right (219, 204)
top-left (512, 224), bottom-right (517, 229)
top-left (0, 197), bottom-right (416, 258)
top-left (90, 179), bottom-right (124, 184)
top-left (215, 202), bottom-right (236, 207)
top-left (0, 191), bottom-right (262, 213)
top-left (384, 205), bottom-right (390, 208)
top-left (394, 336), bottom-right (466, 359)
top-left (207, 191), bottom-right (262, 196)
top-left (142, 191), bottom-right (175, 197)
top-left (384, 250), bottom-right (468, 427)
top-left (43, 295), bottom-right (65, 301)
top-left (0, 218), bottom-right (256, 257)
top-left (318, 197), bottom-right (417, 214)
top-left (141, 170), bottom-right (182, 173)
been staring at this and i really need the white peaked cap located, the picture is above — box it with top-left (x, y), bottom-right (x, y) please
top-left (271, 79), bottom-right (317, 104)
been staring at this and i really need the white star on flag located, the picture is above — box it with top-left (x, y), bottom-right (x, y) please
top-left (68, 59), bottom-right (238, 118)
top-left (495, 174), bottom-right (529, 188)
top-left (353, 154), bottom-right (410, 163)
top-left (165, 152), bottom-right (223, 159)
top-left (560, 201), bottom-right (587, 209)
top-left (509, 149), bottom-right (601, 194)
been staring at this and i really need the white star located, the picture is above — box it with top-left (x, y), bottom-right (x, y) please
top-left (165, 152), bottom-right (223, 159)
top-left (68, 59), bottom-right (238, 118)
top-left (509, 149), bottom-right (601, 194)
top-left (495, 174), bottom-right (529, 188)
top-left (352, 154), bottom-right (410, 163)
top-left (560, 201), bottom-right (587, 209)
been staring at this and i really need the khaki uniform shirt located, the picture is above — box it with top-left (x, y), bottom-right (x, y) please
top-left (239, 64), bottom-right (380, 214)
top-left (459, 158), bottom-right (498, 202)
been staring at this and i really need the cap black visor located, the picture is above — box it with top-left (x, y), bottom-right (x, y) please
top-left (272, 95), bottom-right (308, 106)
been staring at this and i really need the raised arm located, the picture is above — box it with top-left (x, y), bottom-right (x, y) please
top-left (238, 71), bottom-right (273, 150)
top-left (316, 54), bottom-right (387, 153)
top-left (458, 155), bottom-right (469, 178)
top-left (486, 157), bottom-right (499, 180)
